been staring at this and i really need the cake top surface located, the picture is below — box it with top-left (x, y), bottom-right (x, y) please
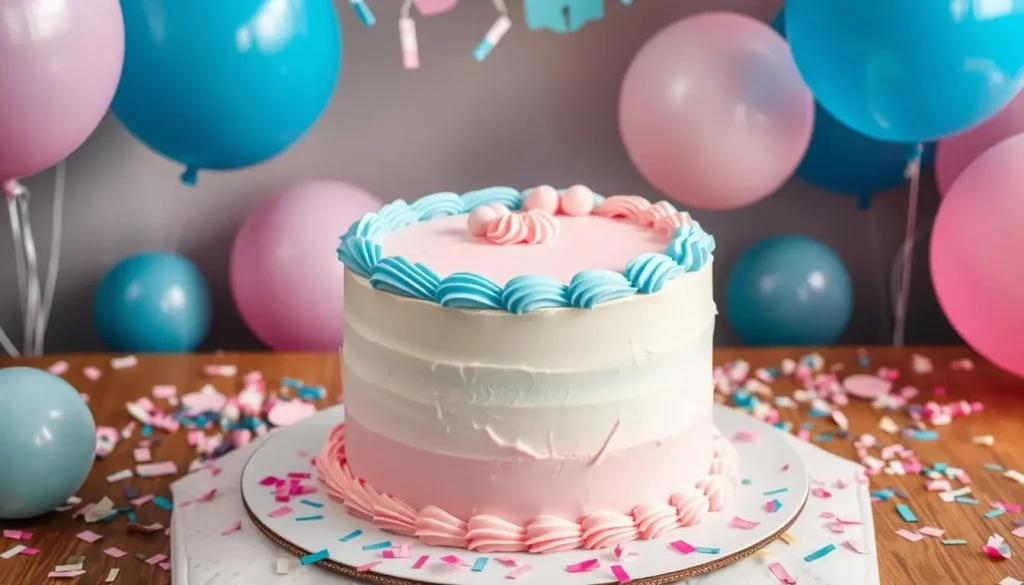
top-left (336, 185), bottom-right (716, 313)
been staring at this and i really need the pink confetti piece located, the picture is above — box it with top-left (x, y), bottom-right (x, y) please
top-left (764, 500), bottom-right (781, 513)
top-left (844, 539), bottom-right (868, 554)
top-left (259, 475), bottom-right (280, 486)
top-left (729, 516), bottom-right (760, 530)
top-left (731, 430), bottom-right (760, 442)
top-left (494, 557), bottom-right (519, 568)
top-left (133, 447), bottom-right (152, 463)
top-left (811, 487), bottom-right (833, 499)
top-left (506, 564), bottom-right (533, 579)
top-left (927, 479), bottom-right (952, 492)
top-left (985, 534), bottom-right (1012, 559)
top-left (20, 547), bottom-right (39, 556)
top-left (566, 558), bottom-right (600, 573)
top-left (919, 526), bottom-right (945, 538)
top-left (769, 562), bottom-right (797, 584)
top-left (145, 553), bottom-right (168, 565)
top-left (357, 561), bottom-right (382, 572)
top-left (194, 488), bottom-right (217, 503)
top-left (127, 523), bottom-right (164, 534)
top-left (204, 364), bottom-right (238, 377)
top-left (222, 521), bottom-right (242, 535)
top-left (670, 540), bottom-right (696, 555)
top-left (136, 461), bottom-right (178, 477)
top-left (613, 544), bottom-right (637, 560)
top-left (48, 570), bottom-right (87, 578)
top-left (104, 547), bottom-right (128, 558)
top-left (1012, 526), bottom-right (1024, 538)
top-left (83, 366), bottom-right (102, 380)
top-left (819, 511), bottom-right (835, 519)
top-left (611, 564), bottom-right (632, 583)
top-left (827, 522), bottom-right (846, 534)
top-left (158, 561), bottom-right (171, 572)
top-left (2, 529), bottom-right (27, 540)
top-left (440, 554), bottom-right (469, 566)
top-left (152, 384), bottom-right (177, 398)
top-left (268, 506), bottom-right (293, 518)
top-left (412, 555), bottom-right (429, 569)
top-left (896, 529), bottom-right (923, 542)
top-left (48, 360), bottom-right (69, 375)
top-left (129, 494), bottom-right (154, 507)
top-left (76, 530), bottom-right (103, 543)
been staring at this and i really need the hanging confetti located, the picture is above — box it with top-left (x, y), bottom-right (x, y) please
top-left (399, 0), bottom-right (510, 68)
top-left (524, 0), bottom-right (605, 33)
top-left (414, 0), bottom-right (459, 15)
top-left (350, 0), bottom-right (376, 26)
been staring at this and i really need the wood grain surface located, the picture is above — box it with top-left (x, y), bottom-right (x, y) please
top-left (0, 347), bottom-right (1021, 585)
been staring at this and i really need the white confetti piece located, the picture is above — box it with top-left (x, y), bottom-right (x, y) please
top-left (110, 355), bottom-right (138, 369)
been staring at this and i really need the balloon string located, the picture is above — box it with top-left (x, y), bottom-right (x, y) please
top-left (7, 198), bottom-right (28, 329)
top-left (892, 144), bottom-right (923, 346)
top-left (17, 195), bottom-right (42, 355)
top-left (34, 160), bottom-right (66, 355)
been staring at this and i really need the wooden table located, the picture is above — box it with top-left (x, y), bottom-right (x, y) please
top-left (0, 348), bottom-right (1021, 585)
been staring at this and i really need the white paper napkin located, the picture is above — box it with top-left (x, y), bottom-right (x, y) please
top-left (171, 410), bottom-right (878, 585)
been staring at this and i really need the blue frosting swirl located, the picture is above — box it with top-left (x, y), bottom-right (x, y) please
top-left (461, 186), bottom-right (524, 211)
top-left (437, 272), bottom-right (504, 309)
top-left (376, 200), bottom-right (419, 232)
top-left (345, 212), bottom-right (385, 240)
top-left (369, 256), bottom-right (441, 301)
top-left (336, 236), bottom-right (382, 278)
top-left (410, 192), bottom-right (466, 220)
top-left (624, 253), bottom-right (678, 294)
top-left (664, 222), bottom-right (716, 272)
top-left (567, 270), bottom-right (637, 309)
top-left (501, 275), bottom-right (569, 314)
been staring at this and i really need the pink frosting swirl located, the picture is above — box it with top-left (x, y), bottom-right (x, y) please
top-left (634, 200), bottom-right (677, 227)
top-left (697, 474), bottom-right (734, 512)
top-left (632, 503), bottom-right (678, 540)
top-left (709, 452), bottom-right (738, 478)
top-left (522, 209), bottom-right (560, 244)
top-left (373, 494), bottom-right (418, 536)
top-left (525, 515), bottom-right (583, 553)
top-left (467, 515), bottom-right (528, 553)
top-left (670, 488), bottom-right (710, 527)
top-left (485, 212), bottom-right (530, 245)
top-left (415, 506), bottom-right (469, 548)
top-left (653, 211), bottom-right (694, 239)
top-left (581, 511), bottom-right (639, 550)
top-left (593, 195), bottom-right (651, 220)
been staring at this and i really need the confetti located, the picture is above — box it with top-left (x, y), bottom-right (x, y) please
top-left (268, 506), bottom-right (292, 518)
top-left (301, 549), bottom-right (329, 565)
top-left (670, 540), bottom-right (695, 554)
top-left (383, 544), bottom-right (411, 559)
top-left (104, 547), bottom-right (128, 558)
top-left (84, 366), bottom-right (102, 380)
top-left (1, 545), bottom-right (26, 559)
top-left (897, 530), bottom-right (923, 542)
top-left (896, 504), bottom-right (918, 522)
top-left (613, 544), bottom-right (637, 561)
top-left (300, 499), bottom-right (323, 508)
top-left (985, 508), bottom-right (1007, 519)
top-left (127, 522), bottom-right (164, 534)
top-left (765, 499), bottom-right (782, 513)
top-left (1005, 470), bottom-right (1024, 485)
top-left (412, 555), bottom-right (429, 569)
top-left (769, 562), bottom-right (797, 584)
top-left (133, 447), bottom-right (152, 463)
top-left (918, 526), bottom-right (945, 538)
top-left (111, 355), bottom-right (138, 369)
top-left (48, 360), bottom-right (69, 375)
top-left (145, 553), bottom-right (168, 565)
top-left (440, 554), bottom-right (469, 566)
top-left (357, 561), bottom-right (382, 572)
top-left (472, 557), bottom-right (489, 572)
top-left (972, 435), bottom-right (995, 446)
top-left (106, 469), bottom-right (133, 483)
top-left (942, 539), bottom-right (967, 546)
top-left (275, 558), bottom-right (290, 574)
top-left (221, 521), bottom-right (242, 535)
top-left (879, 416), bottom-right (900, 434)
top-left (763, 487), bottom-right (788, 496)
top-left (1013, 526), bottom-right (1024, 538)
top-left (363, 541), bottom-right (393, 551)
top-left (611, 564), bottom-right (632, 583)
top-left (152, 496), bottom-right (173, 510)
top-left (566, 559), bottom-right (600, 572)
top-left (76, 531), bottom-right (102, 543)
top-left (984, 534), bottom-right (1012, 560)
top-left (999, 578), bottom-right (1022, 585)
top-left (137, 461), bottom-right (178, 477)
top-left (729, 516), bottom-right (760, 530)
top-left (48, 570), bottom-right (87, 578)
top-left (695, 546), bottom-right (721, 554)
top-left (780, 532), bottom-right (797, 545)
top-left (811, 487), bottom-right (833, 499)
top-left (105, 568), bottom-right (120, 583)
top-left (295, 515), bottom-right (323, 522)
top-left (506, 564), bottom-right (533, 579)
top-left (844, 540), bottom-right (868, 554)
top-left (803, 543), bottom-right (836, 562)
top-left (2, 530), bottom-right (29, 540)
top-left (339, 529), bottom-right (363, 542)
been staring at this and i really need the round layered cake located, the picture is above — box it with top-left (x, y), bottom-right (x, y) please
top-left (316, 185), bottom-right (738, 553)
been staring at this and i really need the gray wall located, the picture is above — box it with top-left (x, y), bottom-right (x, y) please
top-left (0, 0), bottom-right (958, 353)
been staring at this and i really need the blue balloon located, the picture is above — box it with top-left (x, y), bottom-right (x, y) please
top-left (784, 0), bottom-right (1024, 143)
top-left (112, 0), bottom-right (342, 183)
top-left (0, 368), bottom-right (95, 519)
top-left (772, 6), bottom-right (935, 207)
top-left (726, 235), bottom-right (852, 345)
top-left (94, 252), bottom-right (211, 352)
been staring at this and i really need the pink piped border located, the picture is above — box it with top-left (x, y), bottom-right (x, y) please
top-left (315, 424), bottom-right (739, 554)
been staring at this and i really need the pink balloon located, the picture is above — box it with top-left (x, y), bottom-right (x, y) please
top-left (931, 135), bottom-right (1024, 378)
top-left (936, 91), bottom-right (1024, 196)
top-left (0, 0), bottom-right (124, 183)
top-left (230, 182), bottom-right (382, 351)
top-left (619, 12), bottom-right (814, 211)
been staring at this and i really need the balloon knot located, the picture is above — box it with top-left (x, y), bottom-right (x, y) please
top-left (180, 166), bottom-right (199, 186)
top-left (2, 179), bottom-right (28, 201)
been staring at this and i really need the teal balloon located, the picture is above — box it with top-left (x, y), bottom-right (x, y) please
top-left (726, 236), bottom-right (852, 345)
top-left (772, 6), bottom-right (935, 209)
top-left (94, 252), bottom-right (211, 352)
top-left (112, 0), bottom-right (342, 183)
top-left (0, 368), bottom-right (95, 519)
top-left (784, 0), bottom-right (1024, 143)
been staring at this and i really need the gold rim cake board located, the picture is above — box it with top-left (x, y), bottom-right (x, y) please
top-left (242, 493), bottom-right (808, 585)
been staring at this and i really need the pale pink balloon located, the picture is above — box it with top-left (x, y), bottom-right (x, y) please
top-left (619, 12), bottom-right (814, 211)
top-left (230, 182), bottom-right (382, 351)
top-left (0, 0), bottom-right (124, 183)
top-left (935, 91), bottom-right (1024, 196)
top-left (931, 135), bottom-right (1024, 378)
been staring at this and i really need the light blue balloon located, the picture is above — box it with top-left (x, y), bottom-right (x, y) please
top-left (771, 7), bottom-right (936, 208)
top-left (726, 235), bottom-right (852, 345)
top-left (94, 252), bottom-right (211, 352)
top-left (112, 0), bottom-right (342, 183)
top-left (0, 368), bottom-right (95, 519)
top-left (784, 0), bottom-right (1024, 143)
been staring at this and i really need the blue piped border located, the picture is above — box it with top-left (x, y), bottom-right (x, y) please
top-left (337, 187), bottom-right (715, 313)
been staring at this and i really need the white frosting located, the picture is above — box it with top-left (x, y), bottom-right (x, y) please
top-left (342, 264), bottom-right (716, 459)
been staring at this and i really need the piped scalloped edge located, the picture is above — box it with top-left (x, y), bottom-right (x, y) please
top-left (336, 186), bottom-right (716, 313)
top-left (315, 423), bottom-right (740, 554)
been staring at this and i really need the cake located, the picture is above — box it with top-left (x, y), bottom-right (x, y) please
top-left (315, 185), bottom-right (738, 553)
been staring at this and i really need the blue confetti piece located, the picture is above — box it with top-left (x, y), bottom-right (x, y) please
top-left (814, 433), bottom-right (834, 442)
top-left (471, 557), bottom-right (489, 572)
top-left (301, 549), bottom-right (329, 566)
top-left (300, 500), bottom-right (324, 509)
top-left (871, 490), bottom-right (895, 501)
top-left (117, 506), bottom-right (132, 513)
top-left (153, 496), bottom-right (173, 511)
top-left (807, 409), bottom-right (830, 418)
top-left (282, 377), bottom-right (304, 388)
top-left (126, 511), bottom-right (137, 523)
top-left (984, 463), bottom-right (1004, 472)
top-left (768, 499), bottom-right (783, 512)
top-left (295, 515), bottom-right (324, 522)
top-left (101, 511), bottom-right (119, 523)
top-left (801, 422), bottom-right (815, 430)
top-left (363, 541), bottom-right (392, 551)
top-left (912, 430), bottom-right (938, 441)
top-left (803, 543), bottom-right (836, 562)
top-left (339, 529), bottom-right (363, 543)
top-left (695, 546), bottom-right (721, 554)
top-left (350, 0), bottom-right (376, 26)
top-left (933, 462), bottom-right (948, 472)
top-left (141, 424), bottom-right (153, 438)
top-left (896, 504), bottom-right (918, 522)
top-left (774, 421), bottom-right (793, 432)
top-left (763, 488), bottom-right (788, 496)
top-left (984, 508), bottom-right (1006, 519)
top-left (741, 478), bottom-right (753, 486)
top-left (955, 497), bottom-right (979, 505)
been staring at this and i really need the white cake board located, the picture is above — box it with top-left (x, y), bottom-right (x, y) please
top-left (240, 404), bottom-right (810, 585)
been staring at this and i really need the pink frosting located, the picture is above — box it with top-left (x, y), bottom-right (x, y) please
top-left (559, 185), bottom-right (596, 216)
top-left (315, 421), bottom-right (739, 554)
top-left (485, 212), bottom-right (530, 245)
top-left (522, 209), bottom-right (559, 243)
top-left (653, 211), bottom-right (694, 239)
top-left (522, 186), bottom-right (559, 215)
top-left (634, 200), bottom-right (677, 227)
top-left (467, 203), bottom-right (511, 237)
top-left (593, 195), bottom-right (651, 220)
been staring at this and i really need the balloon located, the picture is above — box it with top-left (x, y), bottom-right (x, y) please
top-left (936, 92), bottom-right (1024, 196)
top-left (619, 12), bottom-right (814, 211)
top-left (726, 235), bottom-right (852, 345)
top-left (230, 181), bottom-right (382, 350)
top-left (0, 367), bottom-right (95, 519)
top-left (94, 252), bottom-right (212, 352)
top-left (785, 0), bottom-right (1024, 143)
top-left (0, 0), bottom-right (124, 183)
top-left (931, 135), bottom-right (1024, 378)
top-left (112, 0), bottom-right (342, 183)
top-left (771, 8), bottom-right (935, 208)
